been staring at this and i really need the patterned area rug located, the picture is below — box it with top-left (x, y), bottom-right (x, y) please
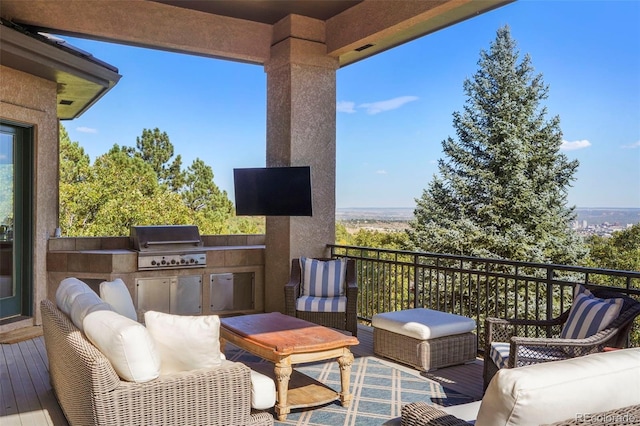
top-left (225, 347), bottom-right (476, 426)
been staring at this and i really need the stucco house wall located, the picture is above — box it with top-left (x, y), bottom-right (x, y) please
top-left (0, 65), bottom-right (59, 331)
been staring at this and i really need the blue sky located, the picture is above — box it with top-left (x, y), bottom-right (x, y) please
top-left (62, 0), bottom-right (640, 209)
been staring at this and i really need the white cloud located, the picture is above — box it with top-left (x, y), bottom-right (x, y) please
top-left (622, 140), bottom-right (640, 149)
top-left (76, 126), bottom-right (98, 134)
top-left (560, 139), bottom-right (591, 151)
top-left (336, 101), bottom-right (356, 113)
top-left (358, 96), bottom-right (419, 115)
top-left (375, 170), bottom-right (388, 175)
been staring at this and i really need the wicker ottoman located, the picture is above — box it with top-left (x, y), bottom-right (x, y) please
top-left (372, 308), bottom-right (477, 371)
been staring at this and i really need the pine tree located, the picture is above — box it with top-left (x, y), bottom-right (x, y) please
top-left (408, 26), bottom-right (586, 264)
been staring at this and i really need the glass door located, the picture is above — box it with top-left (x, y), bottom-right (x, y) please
top-left (0, 123), bottom-right (32, 320)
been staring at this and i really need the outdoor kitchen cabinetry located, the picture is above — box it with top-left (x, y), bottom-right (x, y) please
top-left (136, 275), bottom-right (202, 315)
top-left (209, 272), bottom-right (254, 312)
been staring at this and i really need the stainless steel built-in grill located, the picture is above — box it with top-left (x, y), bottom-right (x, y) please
top-left (130, 225), bottom-right (207, 270)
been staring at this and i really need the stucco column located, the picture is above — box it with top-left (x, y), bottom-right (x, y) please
top-left (263, 16), bottom-right (338, 313)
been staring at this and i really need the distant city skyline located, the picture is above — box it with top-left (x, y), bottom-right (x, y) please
top-left (62, 1), bottom-right (639, 209)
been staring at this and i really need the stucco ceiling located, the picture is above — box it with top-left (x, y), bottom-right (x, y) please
top-left (0, 0), bottom-right (513, 67)
top-left (151, 0), bottom-right (363, 25)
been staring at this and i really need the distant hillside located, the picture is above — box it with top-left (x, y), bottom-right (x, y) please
top-left (336, 207), bottom-right (640, 225)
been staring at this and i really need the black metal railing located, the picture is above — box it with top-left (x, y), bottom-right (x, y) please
top-left (328, 244), bottom-right (640, 351)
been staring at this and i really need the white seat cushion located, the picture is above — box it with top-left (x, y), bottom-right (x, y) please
top-left (296, 295), bottom-right (346, 312)
top-left (476, 348), bottom-right (640, 426)
top-left (83, 310), bottom-right (161, 383)
top-left (372, 308), bottom-right (476, 340)
top-left (144, 311), bottom-right (222, 375)
top-left (100, 278), bottom-right (137, 321)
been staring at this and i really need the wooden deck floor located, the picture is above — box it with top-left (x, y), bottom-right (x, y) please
top-left (0, 325), bottom-right (484, 426)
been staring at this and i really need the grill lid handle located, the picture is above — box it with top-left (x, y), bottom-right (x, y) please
top-left (143, 239), bottom-right (201, 248)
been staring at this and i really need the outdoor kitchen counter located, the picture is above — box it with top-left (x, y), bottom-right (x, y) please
top-left (47, 244), bottom-right (265, 274)
top-left (47, 239), bottom-right (267, 314)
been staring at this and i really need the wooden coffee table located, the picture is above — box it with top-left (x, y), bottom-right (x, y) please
top-left (219, 312), bottom-right (359, 421)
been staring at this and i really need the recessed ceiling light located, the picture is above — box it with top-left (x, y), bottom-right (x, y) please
top-left (355, 43), bottom-right (374, 52)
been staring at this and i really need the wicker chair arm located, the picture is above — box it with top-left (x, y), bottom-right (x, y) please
top-left (284, 259), bottom-right (302, 317)
top-left (484, 314), bottom-right (568, 352)
top-left (401, 402), bottom-right (472, 426)
top-left (284, 279), bottom-right (300, 317)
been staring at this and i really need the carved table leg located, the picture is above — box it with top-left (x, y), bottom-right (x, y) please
top-left (337, 349), bottom-right (355, 407)
top-left (274, 359), bottom-right (292, 421)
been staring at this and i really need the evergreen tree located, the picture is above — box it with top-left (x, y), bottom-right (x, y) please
top-left (408, 26), bottom-right (586, 264)
top-left (133, 128), bottom-right (184, 191)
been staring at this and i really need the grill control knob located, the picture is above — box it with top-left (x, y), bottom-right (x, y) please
top-left (151, 260), bottom-right (157, 265)
top-left (170, 259), bottom-right (176, 265)
top-left (161, 259), bottom-right (167, 265)
top-left (189, 258), bottom-right (195, 263)
top-left (180, 259), bottom-right (186, 264)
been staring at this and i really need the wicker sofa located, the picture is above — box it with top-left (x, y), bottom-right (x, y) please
top-left (396, 348), bottom-right (640, 426)
top-left (41, 298), bottom-right (273, 426)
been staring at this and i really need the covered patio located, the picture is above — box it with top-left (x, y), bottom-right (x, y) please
top-left (2, 1), bottom-right (639, 425)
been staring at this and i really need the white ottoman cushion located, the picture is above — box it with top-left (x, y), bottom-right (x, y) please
top-left (372, 308), bottom-right (475, 340)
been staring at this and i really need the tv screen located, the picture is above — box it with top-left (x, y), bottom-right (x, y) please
top-left (233, 166), bottom-right (313, 216)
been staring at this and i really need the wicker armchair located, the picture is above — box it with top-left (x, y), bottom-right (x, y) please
top-left (41, 299), bottom-right (273, 426)
top-left (483, 287), bottom-right (640, 389)
top-left (284, 257), bottom-right (358, 337)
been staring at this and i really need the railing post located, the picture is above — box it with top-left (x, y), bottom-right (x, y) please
top-left (546, 266), bottom-right (554, 326)
top-left (413, 254), bottom-right (419, 309)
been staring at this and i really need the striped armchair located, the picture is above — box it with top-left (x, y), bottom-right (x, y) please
top-left (284, 257), bottom-right (358, 337)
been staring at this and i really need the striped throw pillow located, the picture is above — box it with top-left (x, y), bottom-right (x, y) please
top-left (560, 285), bottom-right (623, 339)
top-left (300, 257), bottom-right (347, 297)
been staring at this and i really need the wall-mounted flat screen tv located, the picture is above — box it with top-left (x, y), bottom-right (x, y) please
top-left (233, 166), bottom-right (313, 216)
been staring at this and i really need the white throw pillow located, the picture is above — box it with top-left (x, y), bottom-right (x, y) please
top-left (144, 311), bottom-right (222, 375)
top-left (68, 291), bottom-right (113, 331)
top-left (83, 310), bottom-right (160, 383)
top-left (100, 278), bottom-right (137, 321)
top-left (55, 277), bottom-right (94, 315)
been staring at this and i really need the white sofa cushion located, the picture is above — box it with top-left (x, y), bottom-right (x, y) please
top-left (83, 310), bottom-right (161, 383)
top-left (69, 291), bottom-right (113, 331)
top-left (56, 277), bottom-right (94, 315)
top-left (144, 311), bottom-right (222, 375)
top-left (100, 278), bottom-right (137, 321)
top-left (372, 308), bottom-right (476, 340)
top-left (476, 348), bottom-right (640, 426)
